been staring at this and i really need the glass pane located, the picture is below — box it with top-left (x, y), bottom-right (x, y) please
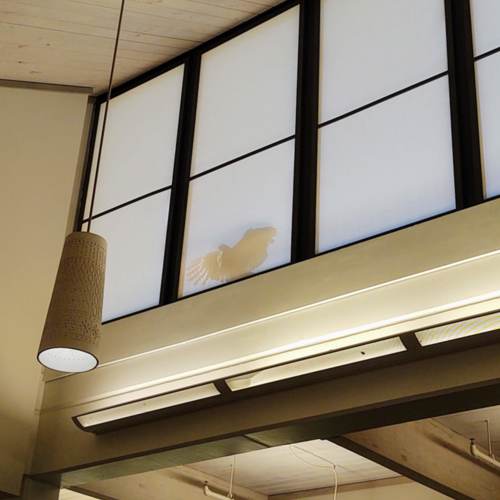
top-left (180, 141), bottom-right (295, 297)
top-left (191, 7), bottom-right (299, 176)
top-left (84, 66), bottom-right (184, 217)
top-left (90, 191), bottom-right (170, 321)
top-left (471, 0), bottom-right (500, 56)
top-left (317, 77), bottom-right (456, 253)
top-left (320, 0), bottom-right (448, 122)
top-left (476, 53), bottom-right (500, 198)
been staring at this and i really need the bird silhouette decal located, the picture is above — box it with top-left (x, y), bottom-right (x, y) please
top-left (187, 226), bottom-right (277, 286)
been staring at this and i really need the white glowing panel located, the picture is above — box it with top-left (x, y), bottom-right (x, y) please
top-left (38, 348), bottom-right (97, 373)
top-left (84, 66), bottom-right (184, 216)
top-left (90, 191), bottom-right (170, 321)
top-left (320, 0), bottom-right (448, 121)
top-left (475, 53), bottom-right (500, 198)
top-left (471, 0), bottom-right (500, 56)
top-left (180, 141), bottom-right (295, 297)
top-left (76, 384), bottom-right (220, 428)
top-left (416, 312), bottom-right (500, 346)
top-left (191, 7), bottom-right (299, 175)
top-left (226, 337), bottom-right (405, 391)
top-left (317, 77), bottom-right (456, 252)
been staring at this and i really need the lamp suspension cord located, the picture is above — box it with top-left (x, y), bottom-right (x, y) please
top-left (228, 456), bottom-right (235, 499)
top-left (290, 445), bottom-right (338, 500)
top-left (87, 0), bottom-right (126, 232)
top-left (485, 419), bottom-right (494, 458)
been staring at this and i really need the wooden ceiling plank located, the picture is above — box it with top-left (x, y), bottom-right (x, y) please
top-left (1, 0), bottom-right (229, 41)
top-left (187, 0), bottom-right (274, 13)
top-left (0, 12), bottom-right (199, 49)
top-left (0, 24), bottom-right (179, 63)
top-left (69, 0), bottom-right (268, 20)
top-left (0, 61), bottom-right (151, 90)
top-left (333, 420), bottom-right (500, 500)
top-left (0, 0), bottom-right (283, 90)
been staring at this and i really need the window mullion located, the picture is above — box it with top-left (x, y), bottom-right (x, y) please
top-left (445, 0), bottom-right (483, 208)
top-left (75, 101), bottom-right (100, 231)
top-left (160, 55), bottom-right (201, 304)
top-left (291, 0), bottom-right (321, 262)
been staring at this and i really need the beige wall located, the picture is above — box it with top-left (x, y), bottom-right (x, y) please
top-left (0, 84), bottom-right (89, 495)
top-left (271, 477), bottom-right (447, 500)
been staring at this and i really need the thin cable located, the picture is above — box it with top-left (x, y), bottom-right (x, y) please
top-left (485, 419), bottom-right (494, 458)
top-left (87, 0), bottom-right (126, 232)
top-left (332, 464), bottom-right (338, 500)
top-left (290, 445), bottom-right (338, 500)
top-left (228, 456), bottom-right (235, 499)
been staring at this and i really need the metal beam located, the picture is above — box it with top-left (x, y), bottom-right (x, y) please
top-left (332, 419), bottom-right (500, 500)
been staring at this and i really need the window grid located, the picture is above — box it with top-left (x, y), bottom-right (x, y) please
top-left (76, 0), bottom-right (485, 324)
top-left (445, 0), bottom-right (483, 208)
top-left (471, 1), bottom-right (500, 199)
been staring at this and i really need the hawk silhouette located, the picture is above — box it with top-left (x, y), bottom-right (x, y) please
top-left (187, 227), bottom-right (277, 285)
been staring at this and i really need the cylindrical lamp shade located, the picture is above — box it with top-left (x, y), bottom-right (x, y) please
top-left (38, 231), bottom-right (106, 373)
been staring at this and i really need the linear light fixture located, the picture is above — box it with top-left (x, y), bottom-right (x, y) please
top-left (225, 337), bottom-right (406, 391)
top-left (74, 383), bottom-right (220, 432)
top-left (415, 311), bottom-right (500, 346)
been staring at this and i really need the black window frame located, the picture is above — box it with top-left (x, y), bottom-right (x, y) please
top-left (76, 0), bottom-right (484, 324)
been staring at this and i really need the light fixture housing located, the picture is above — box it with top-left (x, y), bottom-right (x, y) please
top-left (38, 231), bottom-right (106, 373)
top-left (74, 383), bottom-right (220, 433)
top-left (226, 337), bottom-right (406, 391)
top-left (415, 311), bottom-right (500, 346)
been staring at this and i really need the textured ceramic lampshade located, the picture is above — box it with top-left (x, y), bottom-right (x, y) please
top-left (38, 231), bottom-right (106, 373)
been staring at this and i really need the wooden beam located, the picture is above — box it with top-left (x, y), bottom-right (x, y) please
top-left (0, 78), bottom-right (92, 94)
top-left (332, 419), bottom-right (500, 500)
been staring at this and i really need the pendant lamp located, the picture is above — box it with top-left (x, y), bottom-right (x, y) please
top-left (37, 0), bottom-right (126, 373)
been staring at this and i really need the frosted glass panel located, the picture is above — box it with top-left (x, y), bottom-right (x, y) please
top-left (476, 53), bottom-right (500, 198)
top-left (317, 78), bottom-right (456, 252)
top-left (90, 191), bottom-right (170, 321)
top-left (320, 0), bottom-right (448, 121)
top-left (192, 7), bottom-right (299, 175)
top-left (471, 0), bottom-right (500, 55)
top-left (181, 141), bottom-right (295, 296)
top-left (84, 66), bottom-right (183, 216)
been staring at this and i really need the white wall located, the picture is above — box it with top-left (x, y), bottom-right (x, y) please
top-left (0, 84), bottom-right (88, 495)
top-left (271, 477), bottom-right (447, 500)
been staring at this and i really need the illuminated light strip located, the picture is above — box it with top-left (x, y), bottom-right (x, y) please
top-left (415, 311), bottom-right (500, 346)
top-left (75, 383), bottom-right (220, 428)
top-left (226, 337), bottom-right (406, 391)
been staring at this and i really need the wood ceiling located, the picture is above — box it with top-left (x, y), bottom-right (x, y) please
top-left (0, 0), bottom-right (282, 93)
top-left (437, 405), bottom-right (500, 457)
top-left (190, 440), bottom-right (398, 495)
